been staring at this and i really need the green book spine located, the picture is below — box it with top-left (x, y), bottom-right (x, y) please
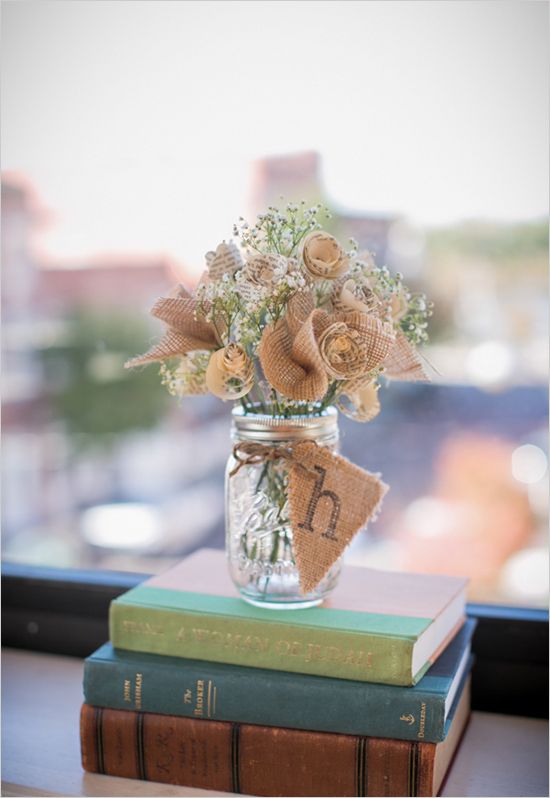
top-left (110, 596), bottom-right (423, 685)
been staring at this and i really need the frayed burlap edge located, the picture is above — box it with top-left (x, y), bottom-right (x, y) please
top-left (383, 331), bottom-right (429, 382)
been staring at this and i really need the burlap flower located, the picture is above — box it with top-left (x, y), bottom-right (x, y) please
top-left (258, 293), bottom-right (329, 402)
top-left (125, 285), bottom-right (222, 368)
top-left (302, 231), bottom-right (348, 280)
top-left (259, 291), bottom-right (395, 400)
top-left (383, 331), bottom-right (429, 382)
top-left (337, 378), bottom-right (381, 422)
top-left (205, 343), bottom-right (254, 400)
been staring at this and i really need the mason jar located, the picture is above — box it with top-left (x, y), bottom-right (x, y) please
top-left (225, 405), bottom-right (342, 609)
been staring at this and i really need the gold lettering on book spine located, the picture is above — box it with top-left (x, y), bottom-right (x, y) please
top-left (135, 673), bottom-right (143, 709)
top-left (276, 639), bottom-right (372, 668)
top-left (122, 619), bottom-right (164, 636)
top-left (191, 627), bottom-right (269, 653)
top-left (194, 679), bottom-right (205, 717)
top-left (417, 702), bottom-right (427, 739)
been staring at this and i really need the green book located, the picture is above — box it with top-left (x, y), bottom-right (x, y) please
top-left (110, 548), bottom-right (467, 686)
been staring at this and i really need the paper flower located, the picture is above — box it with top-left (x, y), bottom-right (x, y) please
top-left (337, 378), bottom-right (381, 422)
top-left (302, 231), bottom-right (348, 280)
top-left (332, 277), bottom-right (381, 315)
top-left (318, 313), bottom-right (395, 380)
top-left (205, 343), bottom-right (254, 400)
top-left (242, 253), bottom-right (289, 288)
top-left (205, 241), bottom-right (244, 281)
top-left (318, 321), bottom-right (372, 380)
top-left (389, 289), bottom-right (409, 321)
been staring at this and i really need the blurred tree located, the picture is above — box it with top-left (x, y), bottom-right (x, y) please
top-left (424, 218), bottom-right (548, 342)
top-left (427, 219), bottom-right (548, 264)
top-left (40, 308), bottom-right (169, 447)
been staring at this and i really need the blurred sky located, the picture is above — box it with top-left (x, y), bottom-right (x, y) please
top-left (2, 0), bottom-right (548, 272)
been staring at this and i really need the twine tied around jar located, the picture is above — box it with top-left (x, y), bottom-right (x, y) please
top-left (229, 438), bottom-right (388, 593)
top-left (229, 440), bottom-right (319, 478)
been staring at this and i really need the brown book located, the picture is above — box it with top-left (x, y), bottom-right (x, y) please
top-left (81, 677), bottom-right (470, 797)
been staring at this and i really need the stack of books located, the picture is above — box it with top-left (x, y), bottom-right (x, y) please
top-left (80, 548), bottom-right (473, 797)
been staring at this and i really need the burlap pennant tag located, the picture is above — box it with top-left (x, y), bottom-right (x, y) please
top-left (288, 442), bottom-right (388, 594)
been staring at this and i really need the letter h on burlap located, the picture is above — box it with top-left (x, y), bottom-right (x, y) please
top-left (289, 442), bottom-right (388, 594)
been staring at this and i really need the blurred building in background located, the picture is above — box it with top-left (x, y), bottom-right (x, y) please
top-left (1, 161), bottom-right (548, 606)
top-left (249, 151), bottom-right (399, 267)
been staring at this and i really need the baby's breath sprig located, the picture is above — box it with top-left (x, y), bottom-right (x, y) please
top-left (159, 352), bottom-right (211, 398)
top-left (400, 293), bottom-right (433, 345)
top-left (359, 261), bottom-right (403, 295)
top-left (313, 279), bottom-right (332, 309)
top-left (235, 200), bottom-right (332, 258)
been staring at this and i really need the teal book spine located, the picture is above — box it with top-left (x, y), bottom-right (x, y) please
top-left (84, 626), bottom-right (474, 742)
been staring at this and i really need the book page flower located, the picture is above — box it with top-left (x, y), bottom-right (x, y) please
top-left (332, 278), bottom-right (381, 315)
top-left (318, 322), bottom-right (369, 379)
top-left (205, 343), bottom-right (254, 400)
top-left (317, 313), bottom-right (395, 380)
top-left (302, 231), bottom-right (348, 280)
top-left (337, 378), bottom-right (381, 422)
top-left (205, 241), bottom-right (243, 281)
top-left (242, 253), bottom-right (289, 288)
top-left (389, 289), bottom-right (409, 321)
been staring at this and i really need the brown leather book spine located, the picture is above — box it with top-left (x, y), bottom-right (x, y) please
top-left (417, 744), bottom-right (436, 797)
top-left (80, 704), bottom-right (437, 796)
top-left (81, 704), bottom-right (234, 792)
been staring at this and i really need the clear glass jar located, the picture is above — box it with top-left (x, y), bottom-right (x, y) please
top-left (225, 406), bottom-right (342, 609)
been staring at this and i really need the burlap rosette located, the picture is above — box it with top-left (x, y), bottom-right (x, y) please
top-left (383, 331), bottom-right (429, 382)
top-left (259, 291), bottom-right (396, 401)
top-left (125, 285), bottom-right (223, 368)
top-left (231, 439), bottom-right (388, 593)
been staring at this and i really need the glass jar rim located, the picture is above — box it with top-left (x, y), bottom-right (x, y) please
top-left (232, 405), bottom-right (338, 443)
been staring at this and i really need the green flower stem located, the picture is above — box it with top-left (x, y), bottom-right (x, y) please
top-left (319, 380), bottom-right (340, 412)
top-left (245, 457), bottom-right (292, 581)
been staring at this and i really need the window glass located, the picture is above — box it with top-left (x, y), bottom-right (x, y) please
top-left (2, 2), bottom-right (548, 608)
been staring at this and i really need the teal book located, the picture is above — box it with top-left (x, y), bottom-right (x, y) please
top-left (85, 620), bottom-right (474, 742)
top-left (109, 549), bottom-right (467, 686)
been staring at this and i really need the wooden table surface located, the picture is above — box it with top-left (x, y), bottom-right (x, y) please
top-left (2, 648), bottom-right (548, 797)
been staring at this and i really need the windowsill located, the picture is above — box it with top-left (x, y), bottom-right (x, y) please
top-left (1, 648), bottom-right (548, 798)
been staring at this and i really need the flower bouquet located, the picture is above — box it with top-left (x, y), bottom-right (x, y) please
top-left (127, 202), bottom-right (432, 608)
